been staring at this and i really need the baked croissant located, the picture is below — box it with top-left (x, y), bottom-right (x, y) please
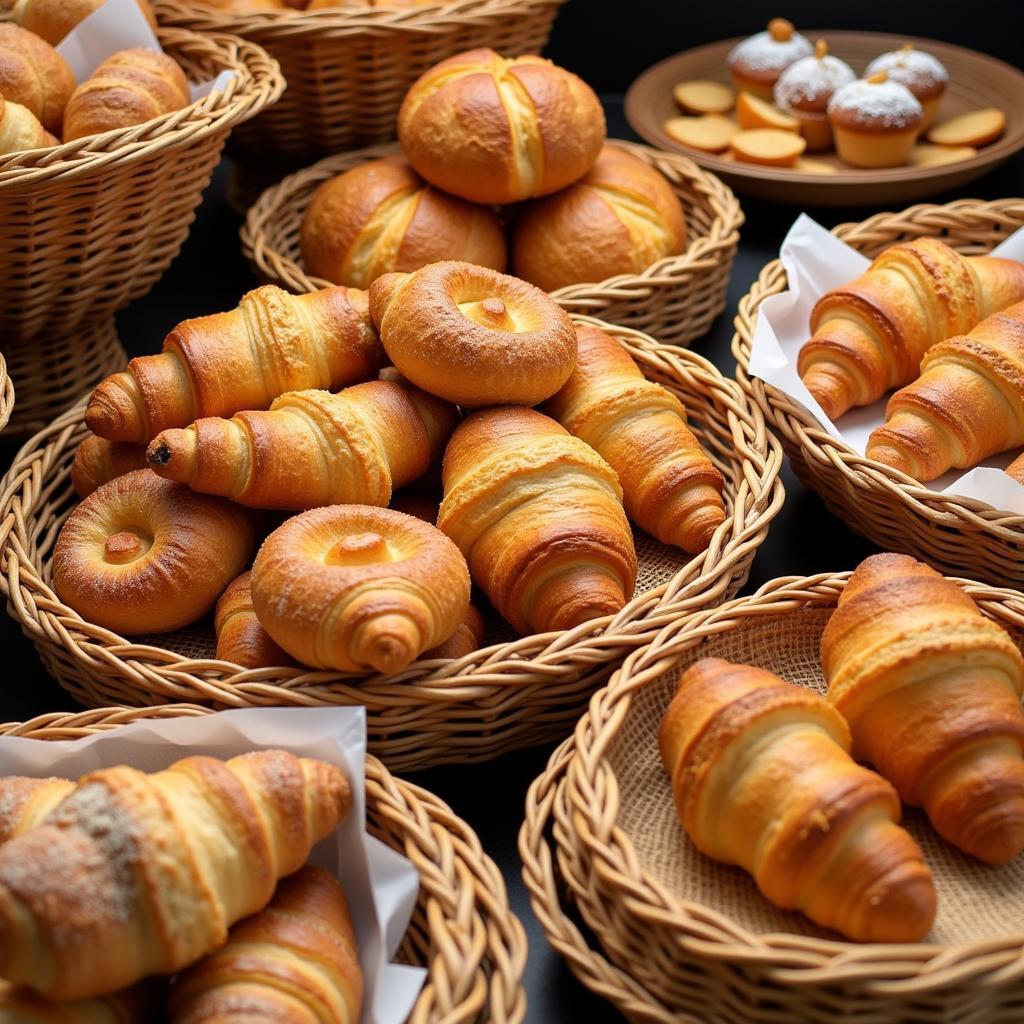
top-left (0, 24), bottom-right (75, 134)
top-left (0, 980), bottom-right (156, 1022)
top-left (0, 93), bottom-right (57, 156)
top-left (71, 435), bottom-right (148, 498)
top-left (0, 776), bottom-right (73, 843)
top-left (0, 750), bottom-right (350, 999)
top-left (798, 238), bottom-right (1024, 420)
top-left (12, 0), bottom-right (157, 45)
top-left (543, 324), bottom-right (725, 553)
top-left (866, 300), bottom-right (1024, 480)
top-left (146, 379), bottom-right (457, 510)
top-left (660, 657), bottom-right (937, 942)
top-left (437, 406), bottom-right (637, 635)
top-left (215, 571), bottom-right (295, 670)
top-left (169, 865), bottom-right (362, 1024)
top-left (821, 552), bottom-right (1024, 864)
top-left (86, 285), bottom-right (381, 444)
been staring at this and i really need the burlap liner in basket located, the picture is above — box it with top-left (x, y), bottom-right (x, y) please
top-left (241, 140), bottom-right (743, 348)
top-left (733, 197), bottom-right (1024, 589)
top-left (537, 572), bottom-right (1024, 1023)
top-left (0, 703), bottom-right (527, 1024)
top-left (0, 28), bottom-right (284, 343)
top-left (154, 0), bottom-right (565, 167)
top-left (0, 315), bottom-right (783, 772)
top-left (0, 354), bottom-right (12, 434)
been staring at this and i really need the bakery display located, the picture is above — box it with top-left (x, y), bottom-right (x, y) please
top-left (71, 435), bottom-right (148, 498)
top-left (12, 0), bottom-right (157, 45)
top-left (827, 72), bottom-right (922, 169)
top-left (775, 40), bottom-right (855, 151)
top-left (727, 19), bottom-right (813, 102)
top-left (659, 656), bottom-right (937, 942)
top-left (865, 44), bottom-right (948, 131)
top-left (215, 571), bottom-right (295, 669)
top-left (0, 24), bottom-right (74, 135)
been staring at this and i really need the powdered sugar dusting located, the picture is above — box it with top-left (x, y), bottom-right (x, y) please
top-left (775, 54), bottom-right (856, 107)
top-left (828, 78), bottom-right (923, 128)
top-left (866, 49), bottom-right (949, 91)
top-left (728, 29), bottom-right (813, 73)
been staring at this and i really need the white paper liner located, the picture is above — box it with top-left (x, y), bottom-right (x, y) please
top-left (0, 707), bottom-right (426, 1024)
top-left (57, 0), bottom-right (236, 103)
top-left (748, 213), bottom-right (1024, 513)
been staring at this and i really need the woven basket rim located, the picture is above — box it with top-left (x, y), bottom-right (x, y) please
top-left (0, 354), bottom-right (11, 433)
top-left (732, 196), bottom-right (1024, 531)
top-left (240, 139), bottom-right (744, 308)
top-left (557, 568), bottom-right (1024, 996)
top-left (0, 27), bottom-right (284, 187)
top-left (0, 702), bottom-right (528, 1023)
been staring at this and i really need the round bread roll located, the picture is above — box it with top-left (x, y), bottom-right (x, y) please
top-left (13, 0), bottom-right (157, 45)
top-left (512, 144), bottom-right (687, 292)
top-left (52, 470), bottom-right (256, 635)
top-left (250, 504), bottom-right (471, 673)
top-left (397, 47), bottom-right (606, 205)
top-left (300, 156), bottom-right (507, 289)
top-left (0, 24), bottom-right (75, 135)
top-left (369, 261), bottom-right (577, 407)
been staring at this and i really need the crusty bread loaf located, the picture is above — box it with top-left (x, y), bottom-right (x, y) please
top-left (0, 23), bottom-right (75, 134)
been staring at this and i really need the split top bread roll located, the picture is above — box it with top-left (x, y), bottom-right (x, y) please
top-left (300, 156), bottom-right (507, 289)
top-left (13, 0), bottom-right (157, 45)
top-left (513, 144), bottom-right (687, 292)
top-left (251, 504), bottom-right (471, 673)
top-left (822, 552), bottom-right (1024, 864)
top-left (52, 470), bottom-right (256, 635)
top-left (369, 261), bottom-right (577, 407)
top-left (438, 406), bottom-right (637, 635)
top-left (398, 47), bottom-right (606, 205)
top-left (0, 24), bottom-right (75, 134)
top-left (797, 237), bottom-right (1024, 421)
top-left (660, 657), bottom-right (937, 942)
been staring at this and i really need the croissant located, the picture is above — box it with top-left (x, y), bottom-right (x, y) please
top-left (0, 24), bottom-right (75, 134)
top-left (821, 552), bottom-right (1024, 864)
top-left (543, 324), bottom-right (725, 553)
top-left (71, 435), bottom-right (148, 498)
top-left (797, 238), bottom-right (1024, 420)
top-left (0, 93), bottom-right (57, 156)
top-left (0, 749), bottom-right (350, 999)
top-left (169, 865), bottom-right (362, 1024)
top-left (147, 379), bottom-right (456, 511)
top-left (660, 657), bottom-right (937, 942)
top-left (12, 0), bottom-right (157, 45)
top-left (866, 300), bottom-right (1024, 480)
top-left (215, 571), bottom-right (295, 670)
top-left (438, 406), bottom-right (636, 635)
top-left (0, 980), bottom-right (156, 1022)
top-left (86, 285), bottom-right (381, 444)
top-left (0, 776), bottom-right (73, 843)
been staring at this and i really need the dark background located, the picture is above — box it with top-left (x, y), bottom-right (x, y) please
top-left (1, 4), bottom-right (1022, 1021)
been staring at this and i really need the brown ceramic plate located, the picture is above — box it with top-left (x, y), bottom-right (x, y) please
top-left (625, 31), bottom-right (1024, 205)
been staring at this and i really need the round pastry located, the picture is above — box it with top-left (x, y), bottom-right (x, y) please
top-left (300, 156), bottom-right (507, 289)
top-left (827, 72), bottom-right (923, 168)
top-left (0, 94), bottom-right (58, 156)
top-left (397, 47), bottom-right (606, 205)
top-left (727, 18), bottom-right (813, 103)
top-left (215, 571), bottom-right (295, 669)
top-left (52, 470), bottom-right (256, 635)
top-left (774, 39), bottom-right (856, 151)
top-left (250, 504), bottom-right (471, 673)
top-left (865, 44), bottom-right (948, 132)
top-left (512, 144), bottom-right (687, 292)
top-left (12, 0), bottom-right (157, 45)
top-left (0, 24), bottom-right (75, 135)
top-left (368, 261), bottom-right (578, 408)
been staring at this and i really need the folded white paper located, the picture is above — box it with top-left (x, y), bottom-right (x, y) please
top-left (0, 708), bottom-right (426, 1024)
top-left (748, 213), bottom-right (1024, 513)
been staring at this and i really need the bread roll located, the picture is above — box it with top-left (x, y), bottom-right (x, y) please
top-left (13, 0), bottom-right (157, 45)
top-left (398, 47), bottom-right (606, 204)
top-left (0, 93), bottom-right (57, 156)
top-left (0, 24), bottom-right (74, 134)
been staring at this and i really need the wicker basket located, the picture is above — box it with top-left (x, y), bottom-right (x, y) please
top-left (154, 0), bottom-right (564, 167)
top-left (733, 197), bottom-right (1024, 588)
top-left (534, 571), bottom-right (1024, 1023)
top-left (0, 702), bottom-right (527, 1024)
top-left (0, 316), bottom-right (784, 772)
top-left (0, 28), bottom-right (284, 343)
top-left (242, 140), bottom-right (743, 348)
top-left (0, 354), bottom-right (12, 434)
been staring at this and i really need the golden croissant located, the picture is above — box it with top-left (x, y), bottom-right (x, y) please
top-left (0, 750), bottom-right (350, 999)
top-left (543, 324), bottom-right (725, 553)
top-left (822, 552), bottom-right (1024, 864)
top-left (798, 238), bottom-right (1024, 420)
top-left (660, 657), bottom-right (937, 942)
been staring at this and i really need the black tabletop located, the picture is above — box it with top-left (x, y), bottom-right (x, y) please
top-left (2, 94), bottom-right (1023, 1022)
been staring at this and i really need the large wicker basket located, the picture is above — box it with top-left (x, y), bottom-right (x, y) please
top-left (0, 702), bottom-right (527, 1024)
top-left (0, 316), bottom-right (784, 772)
top-left (733, 197), bottom-right (1024, 589)
top-left (527, 570), bottom-right (1024, 1023)
top-left (154, 0), bottom-right (564, 168)
top-left (0, 354), bottom-right (12, 434)
top-left (241, 140), bottom-right (743, 347)
top-left (0, 28), bottom-right (284, 343)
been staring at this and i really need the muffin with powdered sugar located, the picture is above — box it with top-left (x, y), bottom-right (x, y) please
top-left (775, 40), bottom-right (856, 151)
top-left (727, 18), bottom-right (812, 103)
top-left (866, 44), bottom-right (949, 130)
top-left (827, 71), bottom-right (923, 168)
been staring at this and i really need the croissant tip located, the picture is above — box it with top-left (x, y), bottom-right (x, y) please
top-left (147, 442), bottom-right (171, 467)
top-left (864, 442), bottom-right (916, 478)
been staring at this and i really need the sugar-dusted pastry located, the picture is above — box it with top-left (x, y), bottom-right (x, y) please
top-left (663, 113), bottom-right (738, 153)
top-left (928, 108), bottom-right (1006, 148)
top-left (727, 18), bottom-right (813, 103)
top-left (730, 127), bottom-right (805, 166)
top-left (0, 24), bottom-right (74, 134)
top-left (827, 72), bottom-right (923, 168)
top-left (774, 40), bottom-right (855, 151)
top-left (735, 90), bottom-right (799, 133)
top-left (300, 156), bottom-right (507, 289)
top-left (13, 0), bottom-right (157, 45)
top-left (398, 48), bottom-right (605, 204)
top-left (0, 93), bottom-right (57, 156)
top-left (672, 79), bottom-right (734, 115)
top-left (71, 434), bottom-right (148, 498)
top-left (512, 144), bottom-right (687, 292)
top-left (215, 571), bottom-right (295, 669)
top-left (0, 776), bottom-right (74, 843)
top-left (865, 44), bottom-right (948, 131)
top-left (660, 657), bottom-right (937, 942)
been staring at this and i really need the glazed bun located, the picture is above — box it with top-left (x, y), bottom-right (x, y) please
top-left (0, 24), bottom-right (75, 135)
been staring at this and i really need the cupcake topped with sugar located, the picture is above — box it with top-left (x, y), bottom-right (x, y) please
top-left (827, 72), bottom-right (923, 130)
top-left (865, 45), bottom-right (948, 98)
top-left (776, 40), bottom-right (856, 114)
top-left (728, 18), bottom-right (814, 102)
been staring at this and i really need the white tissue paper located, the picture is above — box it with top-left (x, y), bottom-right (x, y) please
top-left (57, 0), bottom-right (235, 102)
top-left (748, 213), bottom-right (1024, 513)
top-left (0, 707), bottom-right (426, 1024)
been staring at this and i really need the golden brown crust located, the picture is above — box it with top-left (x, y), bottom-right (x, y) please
top-left (0, 979), bottom-right (158, 1022)
top-left (52, 469), bottom-right (256, 635)
top-left (1007, 449), bottom-right (1024, 484)
top-left (0, 777), bottom-right (74, 844)
top-left (14, 0), bottom-right (156, 44)
top-left (71, 435), bottom-right (148, 498)
top-left (0, 24), bottom-right (74, 135)
top-left (215, 572), bottom-right (295, 670)
top-left (422, 603), bottom-right (484, 660)
top-left (0, 92), bottom-right (52, 155)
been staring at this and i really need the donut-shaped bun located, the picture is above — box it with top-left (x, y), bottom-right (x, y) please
top-left (513, 144), bottom-right (687, 292)
top-left (369, 261), bottom-right (577, 407)
top-left (250, 505), bottom-right (471, 673)
top-left (52, 470), bottom-right (256, 635)
top-left (397, 48), bottom-right (606, 205)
